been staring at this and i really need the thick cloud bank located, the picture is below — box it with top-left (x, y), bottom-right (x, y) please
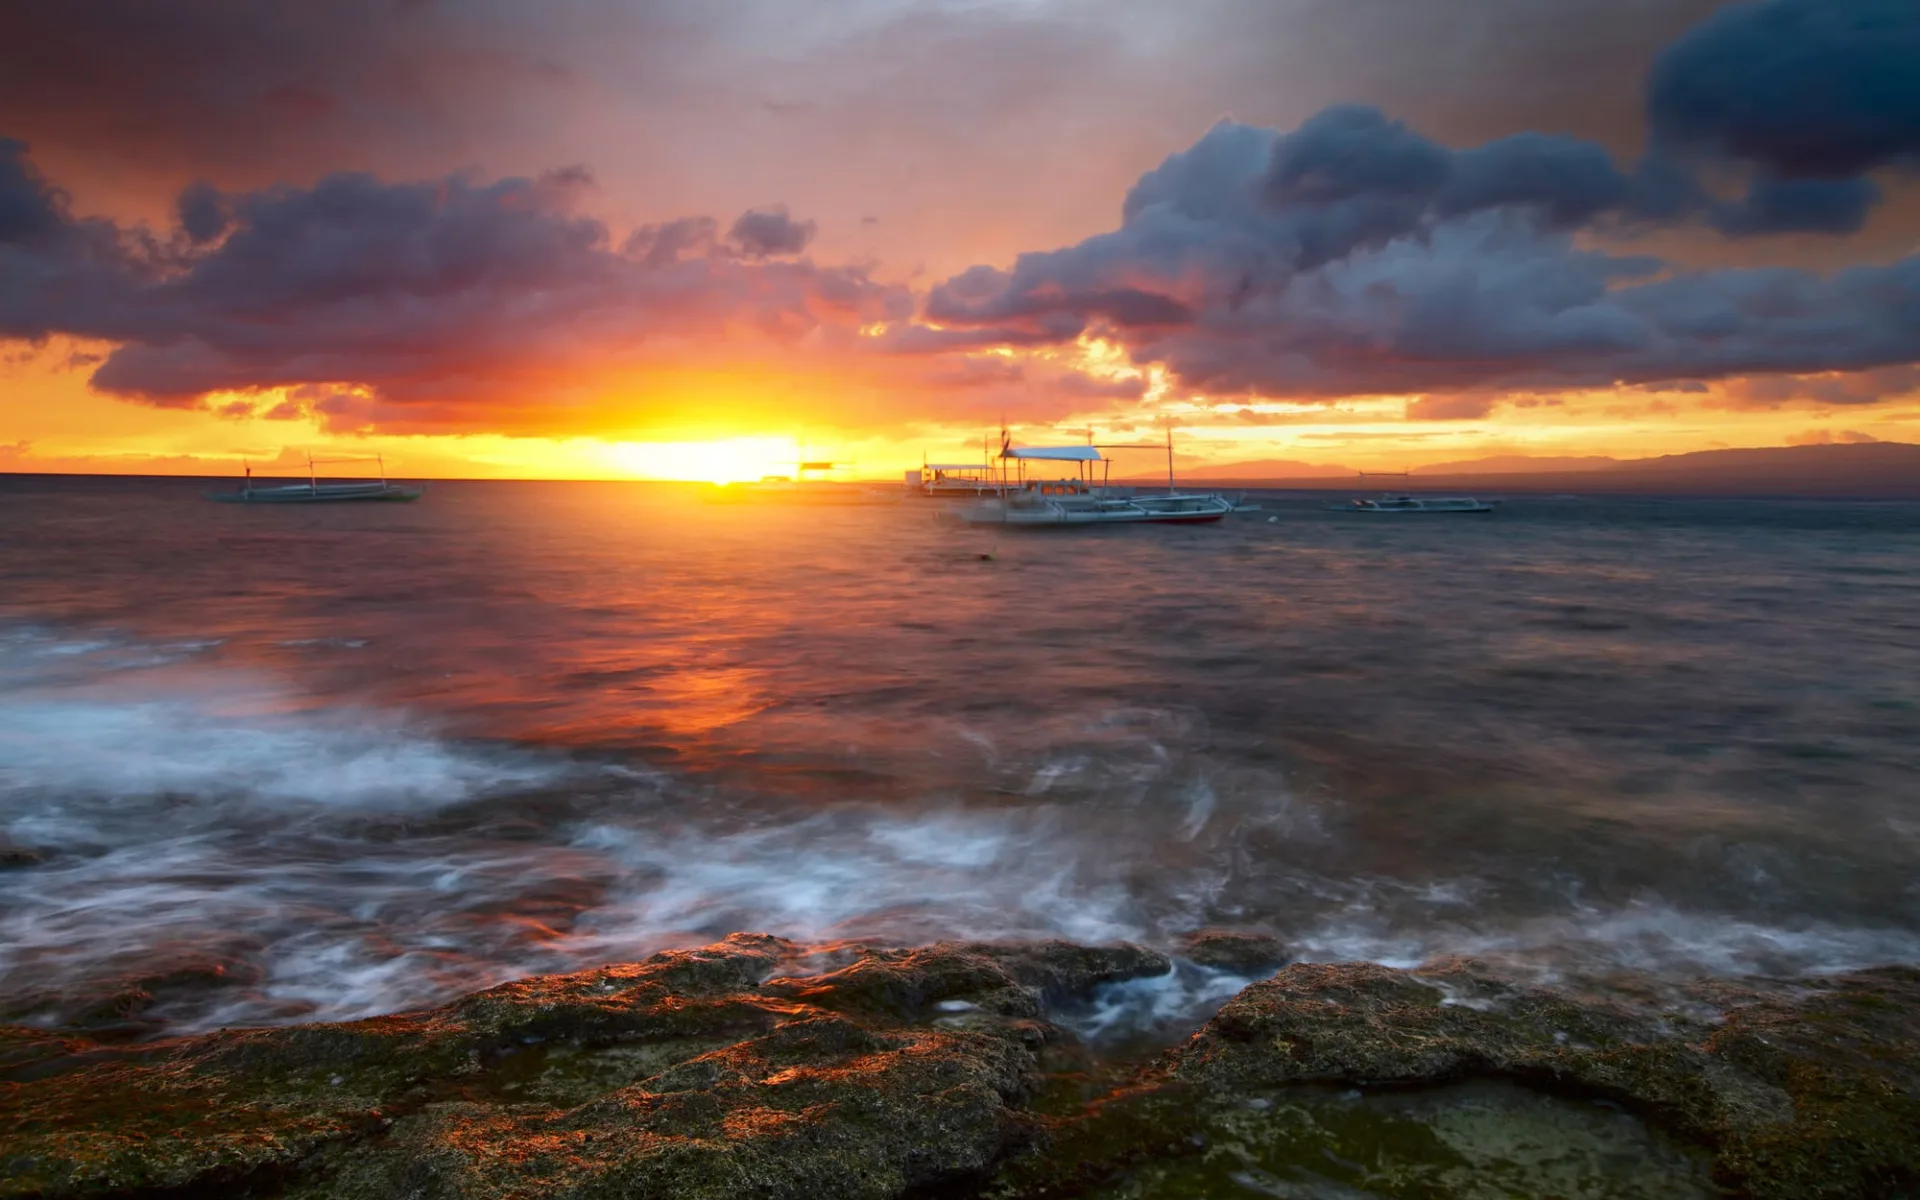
top-left (915, 0), bottom-right (1920, 401)
top-left (0, 141), bottom-right (902, 430)
top-left (1648, 0), bottom-right (1920, 179)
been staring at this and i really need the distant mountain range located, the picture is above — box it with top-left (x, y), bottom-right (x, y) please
top-left (1123, 443), bottom-right (1920, 498)
top-left (1412, 454), bottom-right (1619, 475)
top-left (1140, 458), bottom-right (1355, 480)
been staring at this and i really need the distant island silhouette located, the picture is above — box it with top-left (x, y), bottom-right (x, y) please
top-left (1121, 442), bottom-right (1920, 499)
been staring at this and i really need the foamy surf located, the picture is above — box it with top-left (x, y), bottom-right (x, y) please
top-left (0, 626), bottom-right (573, 812)
top-left (4, 621), bottom-right (1920, 1041)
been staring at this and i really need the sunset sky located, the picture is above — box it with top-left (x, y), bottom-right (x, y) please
top-left (3, 0), bottom-right (1918, 481)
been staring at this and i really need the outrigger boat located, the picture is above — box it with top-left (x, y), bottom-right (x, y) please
top-left (954, 432), bottom-right (1232, 528)
top-left (210, 455), bottom-right (423, 504)
top-left (905, 462), bottom-right (1003, 499)
top-left (905, 435), bottom-right (1008, 499)
top-left (1331, 495), bottom-right (1494, 514)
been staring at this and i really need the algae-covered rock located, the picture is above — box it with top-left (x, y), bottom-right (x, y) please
top-left (982, 962), bottom-right (1920, 1200)
top-left (1165, 962), bottom-right (1920, 1199)
top-left (9, 945), bottom-right (1920, 1200)
top-left (0, 934), bottom-right (1169, 1200)
top-left (1176, 929), bottom-right (1289, 976)
top-left (1052, 1080), bottom-right (1717, 1200)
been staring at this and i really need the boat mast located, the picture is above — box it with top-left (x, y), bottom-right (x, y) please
top-left (1166, 427), bottom-right (1174, 495)
top-left (308, 453), bottom-right (317, 495)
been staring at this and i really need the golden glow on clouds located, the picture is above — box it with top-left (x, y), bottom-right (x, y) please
top-left (6, 336), bottom-right (1920, 481)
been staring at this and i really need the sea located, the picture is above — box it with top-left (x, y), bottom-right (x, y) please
top-left (2, 473), bottom-right (1918, 1041)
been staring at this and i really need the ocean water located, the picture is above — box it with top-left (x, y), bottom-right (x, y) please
top-left (2, 473), bottom-right (1918, 1037)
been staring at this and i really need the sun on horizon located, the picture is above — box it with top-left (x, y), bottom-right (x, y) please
top-left (604, 437), bottom-right (807, 485)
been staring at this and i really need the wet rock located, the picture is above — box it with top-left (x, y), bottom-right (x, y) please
top-left (0, 845), bottom-right (41, 868)
top-left (1016, 1078), bottom-right (1718, 1200)
top-left (1165, 962), bottom-right (1920, 1199)
top-left (762, 940), bottom-right (1171, 1023)
top-left (0, 935), bottom-right (1161, 1200)
top-left (10, 945), bottom-right (1919, 1200)
top-left (1175, 929), bottom-right (1289, 976)
top-left (966, 940), bottom-right (1175, 1002)
top-left (0, 940), bottom-right (270, 1035)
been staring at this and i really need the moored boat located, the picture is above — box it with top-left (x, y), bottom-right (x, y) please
top-left (210, 456), bottom-right (423, 504)
top-left (1330, 494), bottom-right (1494, 514)
top-left (905, 462), bottom-right (1003, 499)
top-left (957, 486), bottom-right (1234, 527)
top-left (951, 439), bottom-right (1231, 528)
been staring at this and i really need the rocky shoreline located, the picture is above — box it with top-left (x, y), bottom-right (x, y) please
top-left (5, 935), bottom-right (1917, 1199)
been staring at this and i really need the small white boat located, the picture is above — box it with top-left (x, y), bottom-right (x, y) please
top-left (210, 456), bottom-right (423, 504)
top-left (1330, 494), bottom-right (1494, 514)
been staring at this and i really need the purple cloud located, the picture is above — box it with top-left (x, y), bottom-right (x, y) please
top-left (907, 100), bottom-right (1920, 401)
top-left (1, 137), bottom-right (905, 431)
top-left (728, 206), bottom-right (816, 258)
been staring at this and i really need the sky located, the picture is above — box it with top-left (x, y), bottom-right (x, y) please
top-left (3, 0), bottom-right (1919, 481)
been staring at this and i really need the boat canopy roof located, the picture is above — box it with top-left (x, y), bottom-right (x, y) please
top-left (926, 462), bottom-right (992, 470)
top-left (1003, 446), bottom-right (1103, 461)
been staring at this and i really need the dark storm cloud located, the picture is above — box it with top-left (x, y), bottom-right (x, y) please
top-left (0, 138), bottom-right (902, 429)
top-left (0, 138), bottom-right (68, 242)
top-left (175, 183), bottom-right (231, 245)
top-left (0, 139), bottom-right (151, 342)
top-left (923, 101), bottom-right (1892, 346)
top-left (728, 206), bottom-right (817, 258)
top-left (1708, 174), bottom-right (1884, 236)
top-left (941, 154), bottom-right (1920, 399)
top-left (1719, 365), bottom-right (1920, 409)
top-left (913, 0), bottom-right (1920, 406)
top-left (919, 112), bottom-right (1680, 340)
top-left (1648, 0), bottom-right (1920, 178)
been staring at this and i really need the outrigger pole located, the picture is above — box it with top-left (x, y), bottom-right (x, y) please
top-left (1089, 425), bottom-right (1183, 495)
top-left (306, 453), bottom-right (393, 493)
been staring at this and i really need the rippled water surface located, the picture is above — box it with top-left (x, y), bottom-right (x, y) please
top-left (2, 474), bottom-right (1918, 1035)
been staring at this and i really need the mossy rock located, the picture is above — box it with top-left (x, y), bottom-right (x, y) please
top-left (0, 935), bottom-right (1166, 1200)
top-left (9, 945), bottom-right (1920, 1200)
top-left (989, 961), bottom-right (1920, 1200)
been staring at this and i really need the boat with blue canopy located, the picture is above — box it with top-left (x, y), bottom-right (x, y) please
top-left (953, 433), bottom-right (1232, 527)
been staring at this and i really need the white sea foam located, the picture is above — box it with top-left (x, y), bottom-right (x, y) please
top-left (1285, 902), bottom-right (1920, 983)
top-left (0, 698), bottom-right (562, 810)
top-left (0, 629), bottom-right (568, 813)
top-left (1061, 963), bottom-right (1259, 1043)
